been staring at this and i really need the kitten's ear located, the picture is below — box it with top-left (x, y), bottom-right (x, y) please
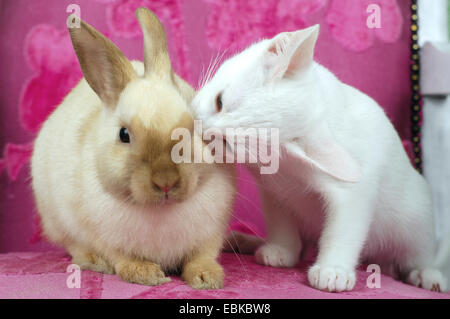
top-left (284, 127), bottom-right (361, 183)
top-left (264, 24), bottom-right (319, 81)
top-left (69, 15), bottom-right (136, 107)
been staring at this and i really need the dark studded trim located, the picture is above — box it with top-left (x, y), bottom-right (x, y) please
top-left (410, 0), bottom-right (422, 173)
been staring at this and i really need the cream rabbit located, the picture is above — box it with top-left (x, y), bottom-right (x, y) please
top-left (31, 8), bottom-right (236, 289)
top-left (192, 25), bottom-right (449, 292)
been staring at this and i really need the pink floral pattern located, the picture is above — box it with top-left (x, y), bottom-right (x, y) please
top-left (0, 25), bottom-right (82, 183)
top-left (0, 2), bottom-right (191, 244)
top-left (205, 0), bottom-right (403, 53)
top-left (0, 1), bottom-right (413, 255)
top-left (205, 0), bottom-right (328, 52)
top-left (0, 159), bottom-right (5, 176)
top-left (326, 0), bottom-right (403, 52)
top-left (20, 24), bottom-right (82, 133)
top-left (2, 143), bottom-right (34, 181)
top-left (1, 1), bottom-right (191, 184)
top-left (101, 0), bottom-right (190, 80)
top-left (0, 1), bottom-right (407, 183)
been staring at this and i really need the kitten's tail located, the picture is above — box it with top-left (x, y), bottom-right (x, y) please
top-left (435, 232), bottom-right (450, 269)
top-left (223, 231), bottom-right (264, 254)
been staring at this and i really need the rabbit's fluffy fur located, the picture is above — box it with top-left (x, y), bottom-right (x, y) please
top-left (192, 25), bottom-right (449, 292)
top-left (31, 8), bottom-right (236, 289)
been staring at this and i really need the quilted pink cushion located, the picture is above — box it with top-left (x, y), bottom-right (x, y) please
top-left (0, 251), bottom-right (448, 299)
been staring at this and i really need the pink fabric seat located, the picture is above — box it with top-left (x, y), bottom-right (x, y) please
top-left (0, 251), bottom-right (448, 299)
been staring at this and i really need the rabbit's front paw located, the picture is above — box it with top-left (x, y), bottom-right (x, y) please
top-left (308, 264), bottom-right (356, 292)
top-left (115, 260), bottom-right (171, 286)
top-left (70, 248), bottom-right (114, 275)
top-left (182, 260), bottom-right (224, 289)
top-left (77, 260), bottom-right (114, 275)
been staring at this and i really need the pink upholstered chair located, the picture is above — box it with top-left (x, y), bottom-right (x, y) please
top-left (0, 0), bottom-right (447, 298)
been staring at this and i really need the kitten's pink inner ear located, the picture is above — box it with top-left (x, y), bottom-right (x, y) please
top-left (285, 140), bottom-right (361, 183)
top-left (286, 25), bottom-right (319, 76)
top-left (265, 24), bottom-right (320, 81)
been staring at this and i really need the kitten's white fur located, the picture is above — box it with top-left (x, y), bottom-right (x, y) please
top-left (192, 25), bottom-right (449, 292)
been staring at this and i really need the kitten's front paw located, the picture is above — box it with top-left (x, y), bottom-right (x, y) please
top-left (115, 260), bottom-right (171, 286)
top-left (308, 264), bottom-right (356, 292)
top-left (182, 260), bottom-right (224, 289)
top-left (407, 268), bottom-right (447, 292)
top-left (255, 243), bottom-right (299, 268)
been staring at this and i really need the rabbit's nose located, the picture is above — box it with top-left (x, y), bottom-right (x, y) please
top-left (152, 178), bottom-right (179, 194)
top-left (157, 184), bottom-right (171, 194)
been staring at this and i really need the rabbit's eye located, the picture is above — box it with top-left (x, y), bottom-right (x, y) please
top-left (119, 127), bottom-right (130, 143)
top-left (216, 93), bottom-right (223, 112)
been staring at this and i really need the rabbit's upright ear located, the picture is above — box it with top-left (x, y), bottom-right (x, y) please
top-left (284, 125), bottom-right (361, 183)
top-left (264, 25), bottom-right (319, 81)
top-left (68, 15), bottom-right (136, 108)
top-left (136, 7), bottom-right (171, 80)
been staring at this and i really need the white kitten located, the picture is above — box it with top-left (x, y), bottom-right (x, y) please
top-left (192, 25), bottom-right (449, 292)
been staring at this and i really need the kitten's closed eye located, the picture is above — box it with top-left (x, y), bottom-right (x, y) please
top-left (216, 92), bottom-right (223, 113)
